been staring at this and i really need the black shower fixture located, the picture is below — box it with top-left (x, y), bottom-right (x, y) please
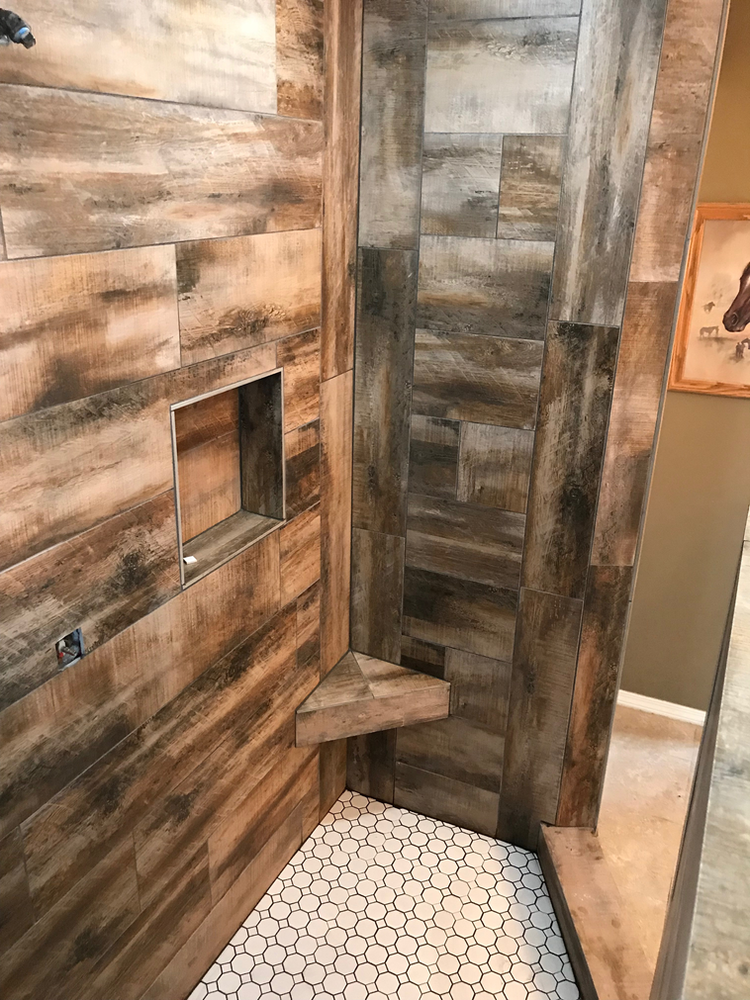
top-left (0, 8), bottom-right (35, 47)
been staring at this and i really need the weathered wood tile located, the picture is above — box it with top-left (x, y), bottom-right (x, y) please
top-left (280, 506), bottom-right (321, 605)
top-left (0, 0), bottom-right (277, 113)
top-left (424, 18), bottom-right (578, 134)
top-left (400, 635), bottom-right (446, 679)
top-left (429, 0), bottom-right (581, 17)
top-left (412, 330), bottom-right (543, 429)
top-left (174, 389), bottom-right (241, 543)
top-left (353, 248), bottom-right (417, 536)
top-left (303, 652), bottom-right (371, 712)
top-left (592, 282), bottom-right (678, 567)
top-left (181, 511), bottom-right (281, 587)
top-left (358, 0), bottom-right (428, 249)
top-left (403, 565), bottom-right (517, 660)
top-left (277, 328), bottom-right (320, 433)
top-left (285, 419), bottom-right (320, 518)
top-left (557, 565), bottom-right (633, 828)
top-left (0, 534), bottom-right (279, 839)
top-left (418, 235), bottom-right (554, 341)
top-left (497, 135), bottom-right (564, 242)
top-left (421, 134), bottom-right (503, 238)
top-left (523, 321), bottom-right (618, 600)
top-left (296, 582), bottom-right (321, 677)
top-left (351, 528), bottom-right (405, 664)
top-left (0, 491), bottom-right (179, 712)
top-left (238, 373), bottom-right (284, 521)
top-left (177, 229), bottom-right (322, 366)
top-left (0, 342), bottom-right (275, 572)
top-left (320, 371), bottom-right (353, 674)
top-left (321, 0), bottom-right (362, 379)
top-left (444, 647), bottom-right (512, 729)
top-left (457, 422), bottom-right (534, 514)
top-left (319, 740), bottom-right (347, 819)
top-left (394, 762), bottom-right (500, 838)
top-left (396, 716), bottom-right (504, 792)
top-left (498, 588), bottom-right (583, 848)
top-left (276, 0), bottom-right (324, 119)
top-left (0, 246), bottom-right (180, 422)
top-left (0, 85), bottom-right (322, 259)
top-left (347, 731), bottom-right (396, 802)
top-left (409, 415), bottom-right (459, 501)
top-left (549, 0), bottom-right (667, 326)
top-left (406, 494), bottom-right (525, 590)
top-left (0, 829), bottom-right (34, 953)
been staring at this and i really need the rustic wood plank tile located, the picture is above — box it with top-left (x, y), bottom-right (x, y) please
top-left (0, 0), bottom-right (277, 113)
top-left (409, 415), bottom-right (459, 501)
top-left (396, 716), bottom-right (504, 792)
top-left (302, 652), bottom-right (372, 713)
top-left (412, 330), bottom-right (543, 429)
top-left (0, 85), bottom-right (322, 259)
top-left (351, 528), bottom-right (405, 664)
top-left (444, 647), bottom-right (512, 729)
top-left (280, 506), bottom-right (321, 605)
top-left (285, 419), bottom-right (320, 518)
top-left (424, 18), bottom-right (577, 134)
top-left (429, 0), bottom-right (581, 17)
top-left (457, 422), bottom-right (534, 514)
top-left (347, 730), bottom-right (396, 803)
top-left (319, 740), bottom-right (347, 818)
top-left (592, 282), bottom-right (678, 567)
top-left (0, 534), bottom-right (279, 840)
top-left (0, 829), bottom-right (34, 953)
top-left (277, 328), bottom-right (320, 434)
top-left (549, 0), bottom-right (667, 326)
top-left (406, 494), bottom-right (525, 590)
top-left (276, 0), bottom-right (324, 119)
top-left (557, 565), bottom-right (633, 828)
top-left (320, 371), bottom-right (353, 675)
top-left (0, 246), bottom-right (180, 422)
top-left (181, 511), bottom-right (281, 587)
top-left (0, 342), bottom-right (275, 573)
top-left (496, 135), bottom-right (564, 242)
top-left (523, 321), bottom-right (618, 600)
top-left (297, 582), bottom-right (320, 676)
top-left (358, 0), bottom-right (428, 249)
top-left (321, 0), bottom-right (362, 379)
top-left (0, 491), bottom-right (180, 712)
top-left (418, 235), bottom-right (554, 341)
top-left (177, 229), bottom-right (322, 366)
top-left (238, 372), bottom-right (284, 520)
top-left (498, 587), bottom-right (583, 848)
top-left (394, 762), bottom-right (500, 837)
top-left (403, 565), bottom-right (517, 660)
top-left (400, 635), bottom-right (446, 679)
top-left (353, 248), bottom-right (418, 536)
top-left (421, 134), bottom-right (503, 238)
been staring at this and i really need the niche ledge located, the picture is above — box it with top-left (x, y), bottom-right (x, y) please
top-left (295, 650), bottom-right (451, 746)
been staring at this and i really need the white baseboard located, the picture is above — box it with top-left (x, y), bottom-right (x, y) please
top-left (617, 689), bottom-right (706, 727)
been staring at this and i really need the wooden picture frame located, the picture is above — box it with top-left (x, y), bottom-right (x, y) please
top-left (670, 203), bottom-right (750, 397)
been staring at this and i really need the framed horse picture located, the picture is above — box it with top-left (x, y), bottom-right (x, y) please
top-left (670, 203), bottom-right (750, 397)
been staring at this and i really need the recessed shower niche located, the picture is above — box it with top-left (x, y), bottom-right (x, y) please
top-left (171, 369), bottom-right (285, 587)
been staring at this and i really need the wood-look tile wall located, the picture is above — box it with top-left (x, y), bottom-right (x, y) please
top-left (0, 3), bottom-right (360, 998)
top-left (348, 0), bottom-right (719, 848)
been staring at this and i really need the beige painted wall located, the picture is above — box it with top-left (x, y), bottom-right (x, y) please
top-left (620, 0), bottom-right (750, 710)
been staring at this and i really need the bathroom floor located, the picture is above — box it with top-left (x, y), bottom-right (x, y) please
top-left (189, 790), bottom-right (580, 1000)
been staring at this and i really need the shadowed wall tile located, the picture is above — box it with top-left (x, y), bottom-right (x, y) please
top-left (497, 135), bottom-right (564, 241)
top-left (444, 647), bottom-right (512, 729)
top-left (421, 134), bottom-right (503, 238)
top-left (408, 415), bottom-right (459, 500)
top-left (457, 423), bottom-right (534, 513)
top-left (429, 0), bottom-right (581, 17)
top-left (351, 528), bottom-right (405, 664)
top-left (400, 635), bottom-right (447, 679)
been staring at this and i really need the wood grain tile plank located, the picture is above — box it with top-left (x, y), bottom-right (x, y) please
top-left (285, 419), bottom-right (320, 518)
top-left (457, 422), bottom-right (534, 513)
top-left (321, 0), bottom-right (362, 379)
top-left (406, 493), bottom-right (525, 590)
top-left (276, 0), bottom-right (324, 120)
top-left (176, 230), bottom-right (322, 366)
top-left (444, 647), bottom-right (512, 729)
top-left (0, 0), bottom-right (277, 113)
top-left (394, 762), bottom-right (500, 837)
top-left (277, 328), bottom-right (320, 433)
top-left (347, 731), bottom-right (396, 803)
top-left (0, 829), bottom-right (34, 953)
top-left (498, 588), bottom-right (583, 848)
top-left (418, 235), bottom-right (554, 341)
top-left (297, 582), bottom-right (321, 677)
top-left (0, 85), bottom-right (322, 259)
top-left (409, 415), bottom-right (459, 501)
top-left (353, 248), bottom-right (417, 536)
top-left (280, 506), bottom-right (321, 605)
top-left (351, 528), bottom-right (405, 664)
top-left (0, 534), bottom-right (279, 839)
top-left (358, 0), bottom-right (428, 249)
top-left (396, 716), bottom-right (505, 792)
top-left (302, 652), bottom-right (372, 713)
top-left (319, 740), bottom-right (347, 817)
top-left (0, 491), bottom-right (179, 712)
top-left (421, 134), bottom-right (503, 238)
top-left (320, 370), bottom-right (353, 674)
top-left (523, 321), bottom-right (618, 600)
top-left (238, 372), bottom-right (284, 519)
top-left (400, 635), bottom-right (447, 679)
top-left (182, 511), bottom-right (281, 586)
top-left (496, 135), bottom-right (564, 242)
top-left (429, 0), bottom-right (581, 17)
top-left (424, 18), bottom-right (577, 134)
top-left (412, 330), bottom-right (543, 429)
top-left (549, 0), bottom-right (668, 326)
top-left (403, 565), bottom-right (517, 660)
top-left (0, 246), bottom-right (180, 422)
